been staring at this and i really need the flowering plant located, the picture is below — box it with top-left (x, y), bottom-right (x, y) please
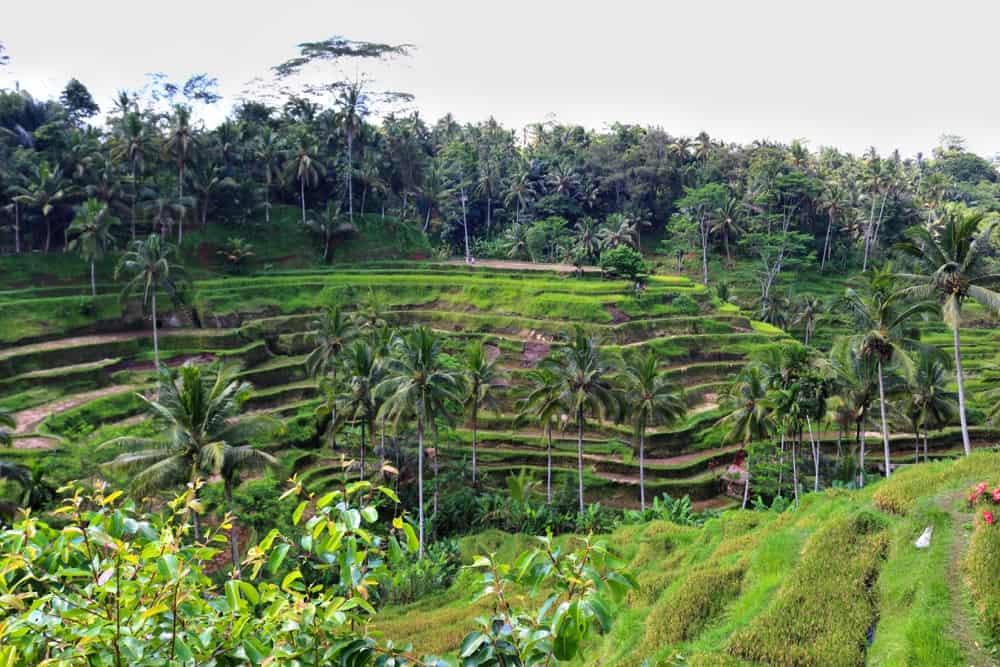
top-left (968, 481), bottom-right (1000, 526)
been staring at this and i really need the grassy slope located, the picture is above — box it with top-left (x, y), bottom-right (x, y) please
top-left (377, 452), bottom-right (1000, 666)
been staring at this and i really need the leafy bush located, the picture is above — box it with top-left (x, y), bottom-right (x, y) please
top-left (381, 538), bottom-right (461, 606)
top-left (623, 494), bottom-right (705, 526)
top-left (599, 245), bottom-right (647, 280)
top-left (727, 510), bottom-right (888, 666)
top-left (217, 236), bottom-right (255, 273)
top-left (965, 482), bottom-right (1000, 646)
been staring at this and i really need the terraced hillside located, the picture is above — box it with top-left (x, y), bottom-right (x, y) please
top-left (3, 262), bottom-right (998, 509)
top-left (0, 264), bottom-right (789, 509)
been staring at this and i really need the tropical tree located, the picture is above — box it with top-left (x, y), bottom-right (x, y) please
top-left (503, 168), bottom-right (537, 225)
top-left (619, 352), bottom-right (686, 510)
top-left (841, 268), bottom-right (931, 478)
top-left (516, 367), bottom-right (565, 503)
top-left (895, 205), bottom-right (1000, 455)
top-left (337, 80), bottom-right (368, 222)
top-left (286, 140), bottom-right (326, 225)
top-left (162, 105), bottom-right (197, 242)
top-left (99, 362), bottom-right (278, 540)
top-left (597, 213), bottom-right (638, 250)
top-left (115, 234), bottom-right (186, 368)
top-left (377, 326), bottom-right (463, 559)
top-left (903, 351), bottom-right (957, 463)
top-left (792, 296), bottom-right (824, 346)
top-left (545, 327), bottom-right (619, 513)
top-left (66, 198), bottom-right (119, 296)
top-left (333, 339), bottom-right (384, 479)
top-left (305, 200), bottom-right (356, 263)
top-left (711, 197), bottom-right (744, 268)
top-left (718, 364), bottom-right (772, 508)
top-left (305, 305), bottom-right (357, 379)
top-left (826, 339), bottom-right (878, 486)
top-left (11, 161), bottom-right (72, 252)
top-left (112, 111), bottom-right (150, 237)
top-left (253, 127), bottom-right (284, 224)
top-left (187, 161), bottom-right (235, 226)
top-left (462, 340), bottom-right (508, 484)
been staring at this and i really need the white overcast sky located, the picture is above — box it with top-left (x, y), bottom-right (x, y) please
top-left (2, 0), bottom-right (998, 158)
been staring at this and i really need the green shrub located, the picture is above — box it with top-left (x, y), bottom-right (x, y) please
top-left (965, 499), bottom-right (1000, 645)
top-left (727, 510), bottom-right (888, 666)
top-left (599, 245), bottom-right (647, 280)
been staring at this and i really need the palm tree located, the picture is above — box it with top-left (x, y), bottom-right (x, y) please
top-left (286, 140), bottom-right (326, 226)
top-left (334, 339), bottom-right (384, 479)
top-left (377, 327), bottom-right (463, 559)
top-left (141, 193), bottom-right (193, 239)
top-left (792, 296), bottom-right (823, 346)
top-left (305, 306), bottom-right (357, 379)
top-left (0, 462), bottom-right (54, 511)
top-left (895, 206), bottom-right (1000, 455)
top-left (503, 169), bottom-right (537, 225)
top-left (351, 288), bottom-right (389, 339)
top-left (116, 234), bottom-right (186, 368)
top-left (187, 161), bottom-right (235, 226)
top-left (462, 340), bottom-right (508, 484)
top-left (11, 161), bottom-right (72, 252)
top-left (501, 222), bottom-right (529, 260)
top-left (572, 217), bottom-right (602, 264)
top-left (253, 127), bottom-right (284, 224)
top-left (767, 383), bottom-right (805, 504)
top-left (710, 198), bottom-right (744, 268)
top-left (162, 105), bottom-right (197, 243)
top-left (597, 213), bottom-right (638, 250)
top-left (516, 367), bottom-right (564, 504)
top-left (0, 408), bottom-right (14, 446)
top-left (545, 327), bottom-right (619, 513)
top-left (66, 198), bottom-right (119, 296)
top-left (305, 201), bottom-right (356, 263)
top-left (827, 339), bottom-right (878, 486)
top-left (220, 444), bottom-right (278, 578)
top-left (337, 81), bottom-right (368, 223)
top-left (112, 112), bottom-right (149, 238)
top-left (620, 352), bottom-right (686, 510)
top-left (903, 351), bottom-right (957, 463)
top-left (841, 268), bottom-right (931, 478)
top-left (718, 364), bottom-right (772, 508)
top-left (99, 363), bottom-right (278, 540)
top-left (818, 181), bottom-right (846, 271)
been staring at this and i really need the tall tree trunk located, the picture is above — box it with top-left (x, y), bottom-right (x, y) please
top-left (577, 408), bottom-right (585, 514)
top-left (700, 215), bottom-right (709, 285)
top-left (922, 429), bottom-right (929, 463)
top-left (807, 415), bottom-right (819, 491)
top-left (225, 479), bottom-right (241, 579)
top-left (361, 186), bottom-right (367, 215)
top-left (265, 177), bottom-right (271, 224)
top-left (461, 188), bottom-right (471, 262)
top-left (90, 261), bottom-right (96, 297)
top-left (857, 419), bottom-right (865, 488)
top-left (300, 177), bottom-right (306, 226)
top-left (953, 325), bottom-right (972, 456)
top-left (131, 163), bottom-right (137, 239)
top-left (13, 201), bottom-right (20, 253)
top-left (639, 425), bottom-right (646, 511)
top-left (723, 229), bottom-right (731, 268)
top-left (741, 445), bottom-right (751, 510)
top-left (152, 290), bottom-right (160, 369)
top-left (416, 413), bottom-right (425, 560)
top-left (877, 360), bottom-right (892, 478)
top-left (471, 403), bottom-right (478, 485)
top-left (821, 213), bottom-right (833, 272)
top-left (44, 216), bottom-right (52, 252)
top-left (546, 422), bottom-right (553, 504)
top-left (359, 420), bottom-right (365, 481)
top-left (177, 164), bottom-right (184, 245)
top-left (346, 135), bottom-right (353, 223)
top-left (778, 432), bottom-right (785, 495)
top-left (792, 433), bottom-right (800, 506)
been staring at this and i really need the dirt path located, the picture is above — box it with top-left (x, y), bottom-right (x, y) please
top-left (12, 385), bottom-right (141, 436)
top-left (0, 329), bottom-right (208, 358)
top-left (937, 490), bottom-right (996, 666)
top-left (440, 259), bottom-right (601, 274)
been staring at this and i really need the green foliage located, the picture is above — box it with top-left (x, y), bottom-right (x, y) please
top-left (599, 244), bottom-right (647, 280)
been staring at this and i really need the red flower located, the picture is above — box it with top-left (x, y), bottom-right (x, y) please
top-left (984, 511), bottom-right (995, 526)
top-left (991, 489), bottom-right (1000, 503)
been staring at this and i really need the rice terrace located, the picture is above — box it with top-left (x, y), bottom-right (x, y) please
top-left (2, 7), bottom-right (1000, 665)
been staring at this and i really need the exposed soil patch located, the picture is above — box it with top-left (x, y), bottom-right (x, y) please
top-left (12, 385), bottom-right (141, 435)
top-left (12, 435), bottom-right (60, 450)
top-left (0, 329), bottom-right (207, 358)
top-left (605, 304), bottom-right (631, 324)
top-left (521, 340), bottom-right (550, 367)
top-left (117, 352), bottom-right (216, 373)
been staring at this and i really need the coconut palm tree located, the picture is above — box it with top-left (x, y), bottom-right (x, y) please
top-left (99, 363), bottom-right (278, 540)
top-left (337, 80), bottom-right (368, 223)
top-left (501, 222), bottom-right (529, 260)
top-left (162, 105), bottom-right (197, 243)
top-left (377, 326), bottom-right (463, 559)
top-left (305, 305), bottom-right (357, 379)
top-left (220, 444), bottom-right (278, 578)
top-left (0, 408), bottom-right (14, 446)
top-left (187, 161), bottom-right (235, 226)
top-left (462, 340), bottom-right (508, 485)
top-left (253, 127), bottom-right (284, 224)
top-left (112, 111), bottom-right (150, 238)
top-left (903, 351), bottom-right (957, 463)
top-left (792, 296), bottom-right (824, 346)
top-left (597, 213), bottom-right (638, 250)
top-left (826, 339), bottom-right (878, 486)
top-left (11, 161), bottom-right (73, 252)
top-left (718, 364), bottom-right (772, 508)
top-left (115, 234), bottom-right (186, 368)
top-left (503, 168), bottom-right (537, 225)
top-left (66, 198), bottom-right (119, 296)
top-left (620, 352), bottom-right (686, 510)
top-left (286, 140), bottom-right (326, 226)
top-left (332, 339), bottom-right (384, 479)
top-left (516, 367), bottom-right (564, 504)
top-left (895, 206), bottom-right (1000, 456)
top-left (305, 200), bottom-right (357, 263)
top-left (572, 217), bottom-right (602, 264)
top-left (545, 327), bottom-right (619, 514)
top-left (711, 197), bottom-right (744, 268)
top-left (841, 268), bottom-right (932, 478)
